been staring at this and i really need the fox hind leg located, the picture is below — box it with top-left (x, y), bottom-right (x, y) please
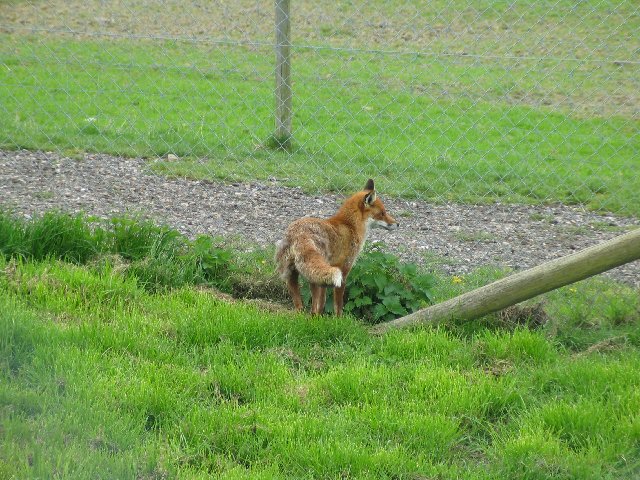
top-left (286, 270), bottom-right (304, 311)
top-left (333, 284), bottom-right (346, 316)
top-left (333, 267), bottom-right (350, 316)
top-left (310, 284), bottom-right (327, 315)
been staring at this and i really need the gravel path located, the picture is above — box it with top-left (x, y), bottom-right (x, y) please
top-left (1, 150), bottom-right (638, 286)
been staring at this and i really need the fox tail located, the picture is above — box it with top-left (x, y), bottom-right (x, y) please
top-left (275, 238), bottom-right (342, 287)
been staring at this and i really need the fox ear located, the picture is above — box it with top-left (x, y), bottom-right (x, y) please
top-left (364, 190), bottom-right (377, 206)
top-left (364, 179), bottom-right (376, 205)
top-left (364, 179), bottom-right (375, 191)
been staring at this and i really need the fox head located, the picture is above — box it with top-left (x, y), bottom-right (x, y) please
top-left (362, 179), bottom-right (399, 231)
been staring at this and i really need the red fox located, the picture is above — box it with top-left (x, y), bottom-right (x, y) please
top-left (275, 179), bottom-right (399, 315)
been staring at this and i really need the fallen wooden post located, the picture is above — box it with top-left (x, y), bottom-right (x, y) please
top-left (373, 227), bottom-right (640, 334)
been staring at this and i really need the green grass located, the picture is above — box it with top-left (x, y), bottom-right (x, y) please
top-left (1, 33), bottom-right (638, 214)
top-left (0, 209), bottom-right (439, 321)
top-left (0, 209), bottom-right (438, 318)
top-left (0, 212), bottom-right (639, 479)
top-left (0, 209), bottom-right (105, 263)
top-left (0, 209), bottom-right (239, 294)
top-left (1, 253), bottom-right (639, 479)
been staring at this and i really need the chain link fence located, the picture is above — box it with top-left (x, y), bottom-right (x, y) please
top-left (2, 0), bottom-right (638, 216)
top-left (2, 0), bottom-right (640, 294)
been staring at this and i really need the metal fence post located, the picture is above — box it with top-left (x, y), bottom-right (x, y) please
top-left (274, 0), bottom-right (292, 148)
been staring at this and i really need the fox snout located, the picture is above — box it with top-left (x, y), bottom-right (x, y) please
top-left (370, 211), bottom-right (399, 230)
top-left (373, 219), bottom-right (399, 231)
top-left (382, 221), bottom-right (399, 231)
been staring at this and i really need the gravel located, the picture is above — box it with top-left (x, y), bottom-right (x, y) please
top-left (1, 150), bottom-right (638, 287)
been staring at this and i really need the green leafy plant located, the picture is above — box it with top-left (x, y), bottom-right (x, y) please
top-left (119, 231), bottom-right (237, 293)
top-left (303, 243), bottom-right (435, 322)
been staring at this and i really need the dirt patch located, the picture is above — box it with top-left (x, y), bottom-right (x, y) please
top-left (572, 336), bottom-right (628, 358)
top-left (497, 303), bottom-right (549, 330)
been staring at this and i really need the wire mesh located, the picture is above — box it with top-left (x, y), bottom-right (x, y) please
top-left (1, 0), bottom-right (639, 302)
top-left (1, 0), bottom-right (638, 212)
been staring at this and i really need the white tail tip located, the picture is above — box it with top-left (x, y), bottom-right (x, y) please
top-left (332, 269), bottom-right (343, 288)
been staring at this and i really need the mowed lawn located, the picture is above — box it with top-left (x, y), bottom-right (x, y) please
top-left (1, 255), bottom-right (640, 479)
top-left (1, 22), bottom-right (638, 214)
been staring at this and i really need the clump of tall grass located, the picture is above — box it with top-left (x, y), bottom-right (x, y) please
top-left (0, 209), bottom-right (237, 293)
top-left (0, 210), bottom-right (103, 263)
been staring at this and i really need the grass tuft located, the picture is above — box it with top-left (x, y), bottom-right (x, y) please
top-left (0, 209), bottom-right (103, 263)
top-left (265, 134), bottom-right (295, 153)
top-left (0, 210), bottom-right (238, 294)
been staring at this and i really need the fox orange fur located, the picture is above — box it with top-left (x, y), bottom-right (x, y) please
top-left (275, 179), bottom-right (399, 315)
